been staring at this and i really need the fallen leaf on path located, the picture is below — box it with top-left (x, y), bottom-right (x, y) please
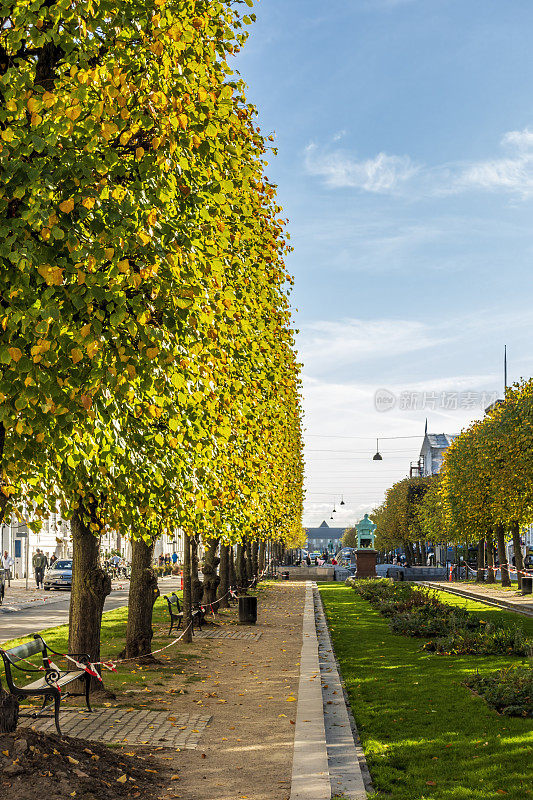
top-left (117, 775), bottom-right (127, 783)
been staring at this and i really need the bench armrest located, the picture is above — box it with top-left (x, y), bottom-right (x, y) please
top-left (44, 643), bottom-right (92, 661)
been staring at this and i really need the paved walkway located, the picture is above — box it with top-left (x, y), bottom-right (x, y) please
top-left (290, 582), bottom-right (367, 800)
top-left (25, 708), bottom-right (210, 748)
top-left (423, 580), bottom-right (533, 616)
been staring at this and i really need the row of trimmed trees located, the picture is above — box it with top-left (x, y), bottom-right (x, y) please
top-left (373, 379), bottom-right (533, 588)
top-left (0, 0), bottom-right (304, 723)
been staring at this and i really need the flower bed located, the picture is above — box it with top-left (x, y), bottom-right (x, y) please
top-left (349, 578), bottom-right (533, 656)
top-left (465, 666), bottom-right (533, 717)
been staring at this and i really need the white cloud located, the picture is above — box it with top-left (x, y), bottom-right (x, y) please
top-left (456, 129), bottom-right (533, 197)
top-left (305, 128), bottom-right (533, 199)
top-left (305, 144), bottom-right (419, 192)
top-left (298, 318), bottom-right (447, 377)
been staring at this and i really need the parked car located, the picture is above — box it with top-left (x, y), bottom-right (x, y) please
top-left (43, 559), bottom-right (73, 591)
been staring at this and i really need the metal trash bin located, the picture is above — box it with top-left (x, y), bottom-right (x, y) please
top-left (239, 595), bottom-right (257, 624)
top-left (521, 576), bottom-right (533, 595)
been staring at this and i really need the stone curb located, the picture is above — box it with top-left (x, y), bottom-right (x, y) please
top-left (421, 582), bottom-right (533, 617)
top-left (314, 587), bottom-right (368, 799)
top-left (290, 581), bottom-right (330, 800)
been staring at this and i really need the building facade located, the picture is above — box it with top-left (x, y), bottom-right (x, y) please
top-left (304, 520), bottom-right (345, 554)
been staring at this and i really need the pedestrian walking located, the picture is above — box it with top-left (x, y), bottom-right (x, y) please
top-left (32, 548), bottom-right (47, 589)
top-left (2, 551), bottom-right (14, 586)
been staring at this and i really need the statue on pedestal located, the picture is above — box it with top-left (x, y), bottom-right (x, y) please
top-left (354, 514), bottom-right (377, 578)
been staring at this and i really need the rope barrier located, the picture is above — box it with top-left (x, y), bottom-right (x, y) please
top-left (8, 573), bottom-right (262, 679)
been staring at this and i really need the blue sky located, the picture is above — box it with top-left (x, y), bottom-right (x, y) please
top-left (235, 0), bottom-right (533, 526)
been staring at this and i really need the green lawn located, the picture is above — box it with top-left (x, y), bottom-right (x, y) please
top-left (319, 583), bottom-right (533, 800)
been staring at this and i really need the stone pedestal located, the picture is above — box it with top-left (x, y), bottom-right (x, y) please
top-left (355, 549), bottom-right (377, 578)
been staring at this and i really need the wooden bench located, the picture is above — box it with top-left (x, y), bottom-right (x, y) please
top-left (0, 634), bottom-right (93, 735)
top-left (163, 593), bottom-right (205, 635)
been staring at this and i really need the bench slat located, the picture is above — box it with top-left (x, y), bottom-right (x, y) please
top-left (23, 671), bottom-right (85, 691)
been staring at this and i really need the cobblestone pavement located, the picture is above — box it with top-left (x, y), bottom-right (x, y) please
top-left (22, 708), bottom-right (211, 748)
top-left (195, 628), bottom-right (263, 640)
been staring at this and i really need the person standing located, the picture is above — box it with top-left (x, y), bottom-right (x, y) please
top-left (2, 551), bottom-right (14, 586)
top-left (32, 548), bottom-right (47, 589)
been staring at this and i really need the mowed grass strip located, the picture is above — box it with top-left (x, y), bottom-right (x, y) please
top-left (319, 583), bottom-right (533, 800)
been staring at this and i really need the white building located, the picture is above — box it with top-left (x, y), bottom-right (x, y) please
top-left (419, 432), bottom-right (457, 477)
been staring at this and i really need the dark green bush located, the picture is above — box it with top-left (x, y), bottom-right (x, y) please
top-left (424, 622), bottom-right (532, 656)
top-left (465, 666), bottom-right (533, 716)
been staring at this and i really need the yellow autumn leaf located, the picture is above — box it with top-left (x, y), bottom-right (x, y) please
top-left (42, 91), bottom-right (56, 108)
top-left (116, 775), bottom-right (127, 783)
top-left (71, 348), bottom-right (83, 364)
top-left (80, 323), bottom-right (91, 338)
top-left (138, 230), bottom-right (151, 245)
top-left (8, 347), bottom-right (22, 362)
top-left (27, 97), bottom-right (42, 113)
top-left (59, 198), bottom-right (75, 213)
top-left (135, 147), bottom-right (144, 159)
top-left (286, 697), bottom-right (296, 701)
top-left (82, 197), bottom-right (95, 209)
top-left (1, 129), bottom-right (14, 142)
top-left (101, 121), bottom-right (118, 140)
top-left (105, 247), bottom-right (114, 260)
top-left (86, 341), bottom-right (99, 358)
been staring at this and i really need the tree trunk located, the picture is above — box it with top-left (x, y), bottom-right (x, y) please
top-left (68, 507), bottom-right (111, 689)
top-left (420, 541), bottom-right (427, 566)
top-left (244, 538), bottom-right (253, 580)
top-left (495, 523), bottom-right (511, 587)
top-left (0, 424), bottom-right (6, 527)
top-left (182, 533), bottom-right (193, 643)
top-left (258, 541), bottom-right (266, 574)
top-left (511, 520), bottom-right (524, 591)
top-left (229, 545), bottom-right (236, 588)
top-left (252, 540), bottom-right (259, 577)
top-left (217, 544), bottom-right (230, 608)
top-left (0, 680), bottom-right (18, 733)
top-left (486, 531), bottom-right (496, 583)
top-left (122, 537), bottom-right (159, 660)
top-left (202, 537), bottom-right (220, 609)
top-left (475, 538), bottom-right (485, 582)
top-left (190, 537), bottom-right (203, 605)
top-left (235, 543), bottom-right (247, 589)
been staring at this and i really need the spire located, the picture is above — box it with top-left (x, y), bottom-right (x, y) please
top-left (424, 417), bottom-right (428, 436)
top-left (504, 345), bottom-right (507, 394)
